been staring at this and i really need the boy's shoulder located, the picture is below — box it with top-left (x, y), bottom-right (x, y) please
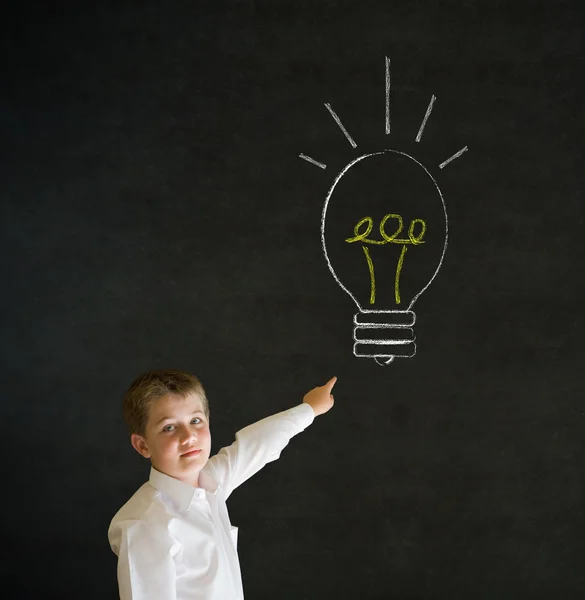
top-left (108, 481), bottom-right (177, 554)
top-left (110, 481), bottom-right (167, 528)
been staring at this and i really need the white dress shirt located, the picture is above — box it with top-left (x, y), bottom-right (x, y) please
top-left (108, 402), bottom-right (315, 600)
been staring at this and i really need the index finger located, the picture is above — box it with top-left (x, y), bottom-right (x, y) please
top-left (324, 376), bottom-right (337, 392)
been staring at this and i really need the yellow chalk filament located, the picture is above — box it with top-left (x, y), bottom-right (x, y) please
top-left (395, 245), bottom-right (408, 305)
top-left (361, 245), bottom-right (376, 304)
top-left (346, 214), bottom-right (426, 245)
top-left (346, 216), bottom-right (384, 245)
top-left (380, 213), bottom-right (403, 242)
top-left (345, 214), bottom-right (425, 305)
top-left (408, 218), bottom-right (426, 244)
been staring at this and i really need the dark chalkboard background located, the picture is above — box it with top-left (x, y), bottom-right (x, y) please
top-left (2, 1), bottom-right (584, 598)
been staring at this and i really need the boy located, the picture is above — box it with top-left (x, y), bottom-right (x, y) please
top-left (108, 369), bottom-right (336, 600)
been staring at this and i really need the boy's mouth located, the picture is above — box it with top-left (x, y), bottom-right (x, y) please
top-left (181, 449), bottom-right (202, 458)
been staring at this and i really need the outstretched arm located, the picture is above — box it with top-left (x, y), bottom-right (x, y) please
top-left (206, 376), bottom-right (337, 498)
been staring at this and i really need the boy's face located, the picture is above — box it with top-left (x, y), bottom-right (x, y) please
top-left (131, 392), bottom-right (211, 487)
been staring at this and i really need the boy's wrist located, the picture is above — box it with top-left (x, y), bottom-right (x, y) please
top-left (302, 399), bottom-right (318, 416)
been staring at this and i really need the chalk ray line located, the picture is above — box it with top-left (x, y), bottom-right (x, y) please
top-left (298, 153), bottom-right (327, 169)
top-left (324, 103), bottom-right (357, 148)
top-left (415, 94), bottom-right (436, 142)
top-left (439, 146), bottom-right (468, 169)
top-left (385, 56), bottom-right (391, 135)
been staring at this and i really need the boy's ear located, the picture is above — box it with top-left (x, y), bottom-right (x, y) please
top-left (131, 433), bottom-right (151, 458)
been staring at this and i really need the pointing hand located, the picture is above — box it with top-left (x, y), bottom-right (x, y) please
top-left (303, 376), bottom-right (337, 417)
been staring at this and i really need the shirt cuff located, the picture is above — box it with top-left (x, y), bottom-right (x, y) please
top-left (288, 402), bottom-right (316, 430)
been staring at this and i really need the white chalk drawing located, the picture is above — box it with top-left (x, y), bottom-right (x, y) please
top-left (324, 103), bottom-right (357, 148)
top-left (415, 95), bottom-right (436, 142)
top-left (439, 145), bottom-right (468, 169)
top-left (385, 56), bottom-right (391, 135)
top-left (322, 151), bottom-right (447, 366)
top-left (299, 57), bottom-right (468, 366)
top-left (299, 153), bottom-right (327, 169)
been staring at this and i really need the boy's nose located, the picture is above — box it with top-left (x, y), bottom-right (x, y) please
top-left (180, 427), bottom-right (197, 444)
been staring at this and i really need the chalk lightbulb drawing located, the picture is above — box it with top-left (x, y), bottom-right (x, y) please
top-left (299, 57), bottom-right (468, 365)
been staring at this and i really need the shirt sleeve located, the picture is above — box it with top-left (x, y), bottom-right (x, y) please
top-left (206, 403), bottom-right (315, 499)
top-left (111, 519), bottom-right (178, 600)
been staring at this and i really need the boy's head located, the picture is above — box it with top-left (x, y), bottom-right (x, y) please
top-left (123, 369), bottom-right (212, 486)
top-left (123, 369), bottom-right (209, 437)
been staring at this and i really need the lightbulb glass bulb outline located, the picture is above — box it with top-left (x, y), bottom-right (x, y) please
top-left (321, 149), bottom-right (448, 314)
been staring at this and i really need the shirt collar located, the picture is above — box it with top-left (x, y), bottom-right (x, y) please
top-left (148, 466), bottom-right (220, 512)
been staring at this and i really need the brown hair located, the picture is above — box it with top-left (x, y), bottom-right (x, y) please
top-left (122, 369), bottom-right (209, 436)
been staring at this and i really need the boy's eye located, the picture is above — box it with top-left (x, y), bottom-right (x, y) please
top-left (162, 424), bottom-right (175, 432)
top-left (191, 417), bottom-right (202, 425)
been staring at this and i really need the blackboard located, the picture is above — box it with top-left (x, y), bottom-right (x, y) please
top-left (2, 1), bottom-right (585, 598)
